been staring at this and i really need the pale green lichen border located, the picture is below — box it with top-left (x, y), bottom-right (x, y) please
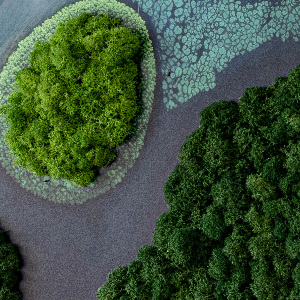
top-left (0, 0), bottom-right (156, 204)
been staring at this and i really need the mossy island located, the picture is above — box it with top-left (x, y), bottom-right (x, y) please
top-left (0, 12), bottom-right (147, 187)
top-left (96, 64), bottom-right (300, 300)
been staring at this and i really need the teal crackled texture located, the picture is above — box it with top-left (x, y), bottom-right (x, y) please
top-left (134, 0), bottom-right (300, 110)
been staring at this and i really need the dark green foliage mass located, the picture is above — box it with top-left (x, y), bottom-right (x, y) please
top-left (0, 13), bottom-right (143, 187)
top-left (96, 64), bottom-right (300, 299)
top-left (0, 230), bottom-right (22, 299)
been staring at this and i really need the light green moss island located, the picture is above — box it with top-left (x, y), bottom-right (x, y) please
top-left (0, 0), bottom-right (156, 204)
top-left (1, 12), bottom-right (144, 187)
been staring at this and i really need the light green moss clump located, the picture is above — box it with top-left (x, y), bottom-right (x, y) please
top-left (0, 0), bottom-right (156, 204)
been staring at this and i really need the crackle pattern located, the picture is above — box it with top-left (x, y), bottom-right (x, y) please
top-left (133, 0), bottom-right (300, 109)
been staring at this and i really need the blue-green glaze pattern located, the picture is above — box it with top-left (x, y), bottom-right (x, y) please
top-left (133, 0), bottom-right (300, 110)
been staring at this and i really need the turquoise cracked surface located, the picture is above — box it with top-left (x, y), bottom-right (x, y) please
top-left (133, 0), bottom-right (300, 110)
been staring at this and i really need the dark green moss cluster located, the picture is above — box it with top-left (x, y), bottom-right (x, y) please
top-left (0, 13), bottom-right (143, 187)
top-left (0, 230), bottom-right (22, 300)
top-left (96, 65), bottom-right (300, 299)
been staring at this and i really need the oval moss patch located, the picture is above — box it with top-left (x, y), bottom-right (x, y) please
top-left (0, 0), bottom-right (156, 204)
